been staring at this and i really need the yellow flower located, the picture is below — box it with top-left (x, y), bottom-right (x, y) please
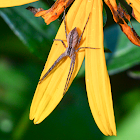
top-left (30, 0), bottom-right (116, 136)
top-left (0, 0), bottom-right (38, 8)
top-left (1, 0), bottom-right (140, 136)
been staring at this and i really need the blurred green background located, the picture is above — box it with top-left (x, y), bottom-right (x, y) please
top-left (0, 0), bottom-right (140, 140)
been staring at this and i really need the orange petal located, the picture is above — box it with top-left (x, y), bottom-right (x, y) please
top-left (34, 0), bottom-right (74, 25)
top-left (126, 0), bottom-right (140, 23)
top-left (0, 0), bottom-right (38, 8)
top-left (104, 0), bottom-right (118, 10)
top-left (85, 0), bottom-right (116, 136)
top-left (105, 1), bottom-right (140, 47)
top-left (30, 0), bottom-right (90, 124)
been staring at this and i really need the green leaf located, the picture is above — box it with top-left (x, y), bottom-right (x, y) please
top-left (127, 71), bottom-right (140, 79)
top-left (104, 21), bottom-right (140, 75)
top-left (105, 103), bottom-right (140, 140)
top-left (104, 47), bottom-right (112, 53)
top-left (0, 1), bottom-right (59, 62)
top-left (0, 59), bottom-right (29, 108)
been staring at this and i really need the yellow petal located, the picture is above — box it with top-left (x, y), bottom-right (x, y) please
top-left (85, 0), bottom-right (116, 136)
top-left (30, 0), bottom-right (90, 124)
top-left (0, 0), bottom-right (38, 8)
top-left (126, 0), bottom-right (140, 23)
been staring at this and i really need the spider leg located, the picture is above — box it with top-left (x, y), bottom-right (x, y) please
top-left (77, 13), bottom-right (90, 47)
top-left (63, 54), bottom-right (76, 95)
top-left (63, 6), bottom-right (68, 39)
top-left (76, 47), bottom-right (99, 52)
top-left (39, 52), bottom-right (67, 83)
top-left (53, 39), bottom-right (67, 48)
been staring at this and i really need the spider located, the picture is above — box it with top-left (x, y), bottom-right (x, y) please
top-left (39, 9), bottom-right (98, 94)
